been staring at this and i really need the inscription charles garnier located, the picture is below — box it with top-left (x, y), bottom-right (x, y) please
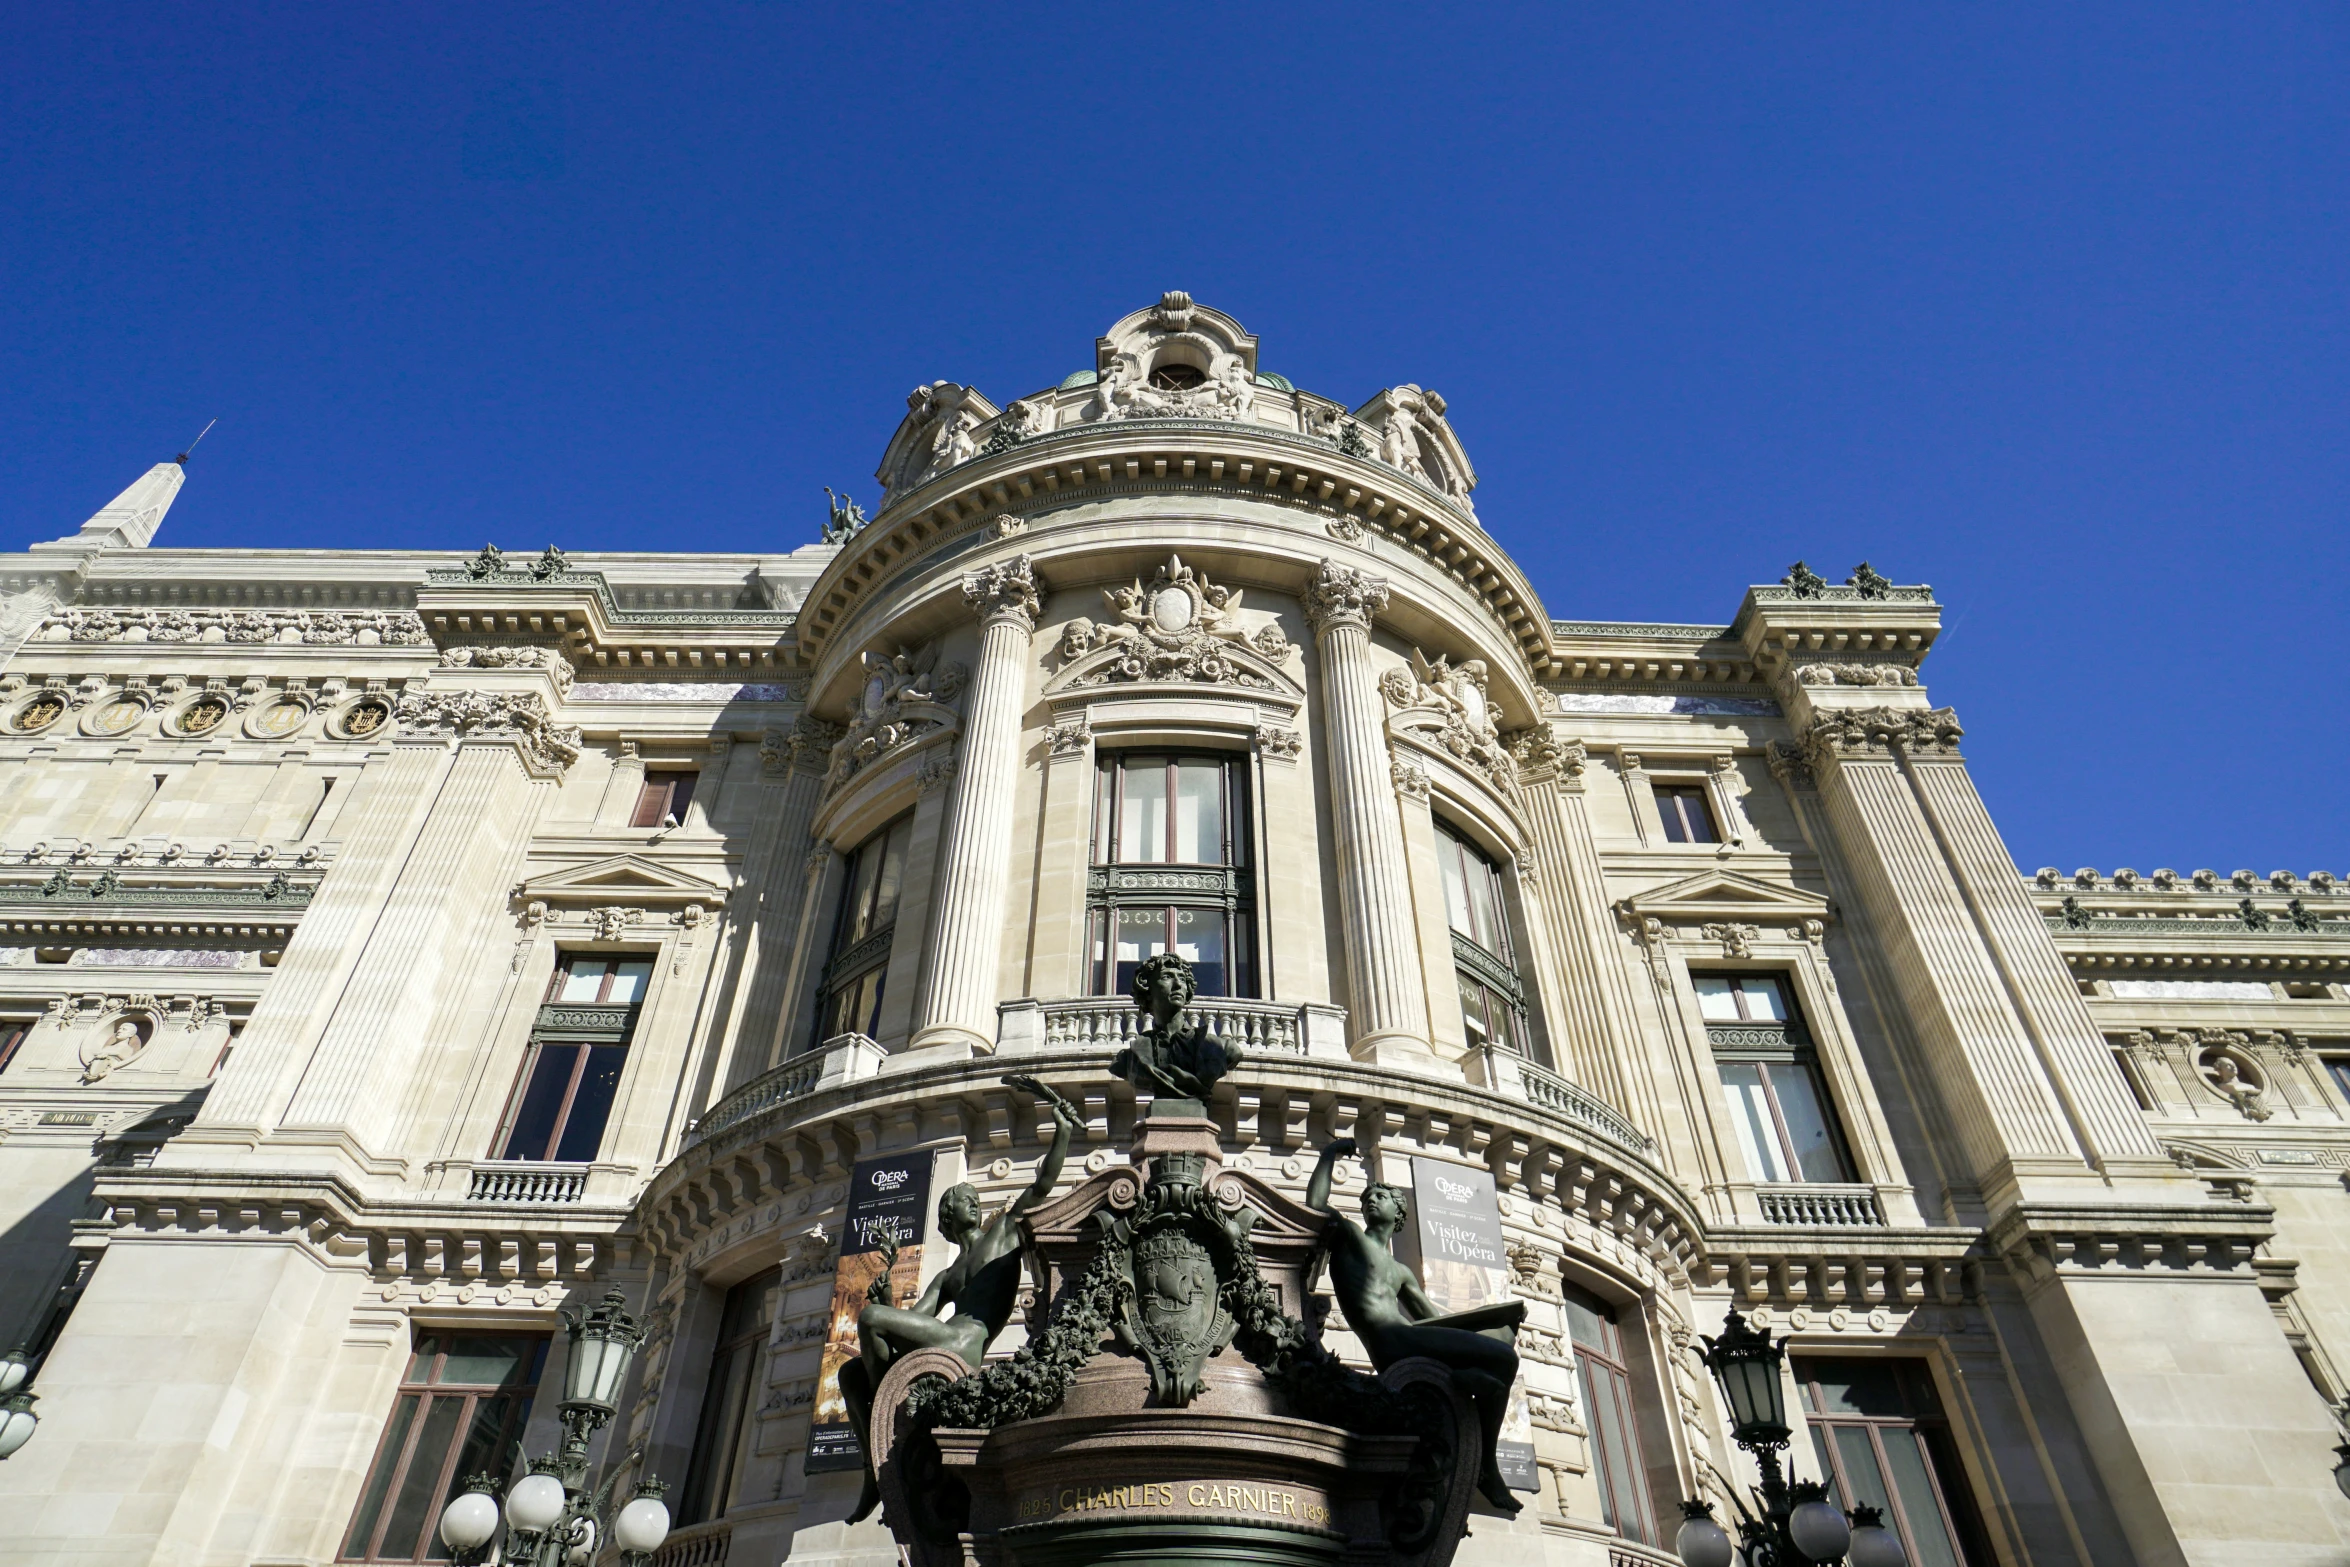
top-left (1015, 1480), bottom-right (1333, 1527)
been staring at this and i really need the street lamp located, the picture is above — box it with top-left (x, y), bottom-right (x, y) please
top-left (432, 1288), bottom-right (671, 1567)
top-left (1674, 1307), bottom-right (1906, 1567)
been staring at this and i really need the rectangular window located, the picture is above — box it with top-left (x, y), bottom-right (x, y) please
top-left (1702, 974), bottom-right (1854, 1184)
top-left (1654, 784), bottom-right (1718, 844)
top-left (1087, 753), bottom-right (1254, 998)
top-left (2112, 1048), bottom-right (2155, 1112)
top-left (1795, 1357), bottom-right (1991, 1567)
top-left (678, 1269), bottom-right (781, 1527)
top-left (2327, 1058), bottom-right (2350, 1108)
top-left (818, 814), bottom-right (915, 1044)
top-left (630, 769), bottom-right (699, 829)
top-left (341, 1333), bottom-right (548, 1563)
top-left (0, 1020), bottom-right (30, 1075)
top-left (1562, 1284), bottom-right (1658, 1546)
top-left (493, 955), bottom-right (653, 1162)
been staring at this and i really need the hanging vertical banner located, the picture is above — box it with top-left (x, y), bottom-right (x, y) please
top-left (1398, 1155), bottom-right (1540, 1494)
top-left (806, 1152), bottom-right (933, 1473)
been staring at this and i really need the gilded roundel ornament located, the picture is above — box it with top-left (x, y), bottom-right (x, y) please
top-left (171, 695), bottom-right (229, 738)
top-left (333, 697), bottom-right (392, 739)
top-left (9, 693), bottom-right (67, 734)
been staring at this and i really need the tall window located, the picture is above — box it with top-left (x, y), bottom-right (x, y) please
top-left (1700, 974), bottom-right (1853, 1184)
top-left (631, 769), bottom-right (698, 829)
top-left (1087, 753), bottom-right (1254, 997)
top-left (1434, 820), bottom-right (1535, 1062)
top-left (2326, 1057), bottom-right (2350, 1109)
top-left (1562, 1283), bottom-right (1659, 1546)
top-left (340, 1333), bottom-right (548, 1563)
top-left (0, 1019), bottom-right (31, 1074)
top-left (678, 1269), bottom-right (782, 1527)
top-left (1795, 1357), bottom-right (1990, 1567)
top-left (495, 955), bottom-right (652, 1162)
top-left (1654, 784), bottom-right (1718, 844)
top-left (819, 815), bottom-right (914, 1044)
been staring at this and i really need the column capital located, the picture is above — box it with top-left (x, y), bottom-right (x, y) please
top-left (1799, 703), bottom-right (1964, 773)
top-left (762, 713), bottom-right (844, 777)
top-left (390, 687), bottom-right (581, 778)
top-left (1301, 560), bottom-right (1390, 635)
top-left (962, 554), bottom-right (1044, 629)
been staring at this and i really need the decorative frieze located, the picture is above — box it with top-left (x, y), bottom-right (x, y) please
top-left (34, 606), bottom-right (431, 647)
top-left (437, 644), bottom-right (574, 693)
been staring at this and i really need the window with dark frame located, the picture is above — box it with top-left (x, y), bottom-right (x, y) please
top-left (1697, 974), bottom-right (1855, 1184)
top-left (1432, 818), bottom-right (1541, 1065)
top-left (339, 1332), bottom-right (548, 1563)
top-left (0, 1019), bottom-right (31, 1074)
top-left (2111, 1046), bottom-right (2156, 1112)
top-left (493, 954), bottom-right (653, 1163)
top-left (677, 1268), bottom-right (782, 1527)
top-left (817, 814), bottom-right (915, 1047)
top-left (1086, 753), bottom-right (1254, 999)
top-left (2325, 1057), bottom-right (2350, 1110)
top-left (630, 769), bottom-right (698, 829)
top-left (1562, 1282), bottom-right (1660, 1547)
top-left (1794, 1356), bottom-right (1991, 1567)
top-left (1654, 783), bottom-right (1719, 844)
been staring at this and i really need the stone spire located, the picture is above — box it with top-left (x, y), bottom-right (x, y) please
top-left (43, 458), bottom-right (186, 549)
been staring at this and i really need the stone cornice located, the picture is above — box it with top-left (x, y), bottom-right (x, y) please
top-left (417, 555), bottom-right (800, 675)
top-left (795, 422), bottom-right (1557, 675)
top-left (1985, 1200), bottom-right (2278, 1285)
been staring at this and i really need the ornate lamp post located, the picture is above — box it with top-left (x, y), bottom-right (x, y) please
top-left (1672, 1308), bottom-right (1906, 1567)
top-left (0, 1344), bottom-right (40, 1461)
top-left (434, 1288), bottom-right (672, 1566)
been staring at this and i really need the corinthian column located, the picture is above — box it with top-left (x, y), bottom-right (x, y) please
top-left (910, 555), bottom-right (1043, 1054)
top-left (1302, 561), bottom-right (1432, 1062)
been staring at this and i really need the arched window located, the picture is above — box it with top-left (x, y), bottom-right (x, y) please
top-left (1087, 752), bottom-right (1255, 997)
top-left (817, 814), bottom-right (914, 1045)
top-left (1433, 818), bottom-right (1539, 1063)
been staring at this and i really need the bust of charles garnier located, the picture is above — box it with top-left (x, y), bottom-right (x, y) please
top-left (1112, 952), bottom-right (1241, 1105)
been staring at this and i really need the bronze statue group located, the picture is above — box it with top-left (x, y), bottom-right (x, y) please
top-left (841, 951), bottom-right (1526, 1524)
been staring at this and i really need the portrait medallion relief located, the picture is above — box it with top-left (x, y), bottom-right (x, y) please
top-left (85, 697), bottom-right (147, 736)
top-left (250, 699), bottom-right (311, 738)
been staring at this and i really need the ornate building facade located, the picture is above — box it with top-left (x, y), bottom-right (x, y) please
top-left (1, 296), bottom-right (2346, 1566)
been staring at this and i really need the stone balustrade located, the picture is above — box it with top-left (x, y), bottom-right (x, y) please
top-left (466, 1162), bottom-right (587, 1205)
top-left (1755, 1183), bottom-right (1886, 1228)
top-left (1003, 995), bottom-right (1348, 1060)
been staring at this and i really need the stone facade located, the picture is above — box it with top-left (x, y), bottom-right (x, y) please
top-left (1, 297), bottom-right (2346, 1567)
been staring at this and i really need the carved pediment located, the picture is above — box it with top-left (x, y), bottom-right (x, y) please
top-left (1619, 869), bottom-right (1832, 925)
top-left (513, 854), bottom-right (728, 909)
top-left (1045, 558), bottom-right (1301, 697)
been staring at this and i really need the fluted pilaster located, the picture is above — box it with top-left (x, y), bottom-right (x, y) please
top-left (910, 555), bottom-right (1043, 1053)
top-left (1302, 560), bottom-right (1430, 1057)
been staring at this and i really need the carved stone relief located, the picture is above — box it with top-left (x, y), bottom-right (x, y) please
top-left (1054, 556), bottom-right (1291, 691)
top-left (1380, 649), bottom-right (1517, 796)
top-left (827, 644), bottom-right (964, 791)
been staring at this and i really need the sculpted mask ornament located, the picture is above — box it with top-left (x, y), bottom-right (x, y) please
top-left (1059, 556), bottom-right (1289, 691)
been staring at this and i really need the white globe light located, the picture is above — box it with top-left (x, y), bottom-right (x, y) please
top-left (1847, 1519), bottom-right (1909, 1567)
top-left (438, 1490), bottom-right (500, 1553)
top-left (0, 1348), bottom-right (29, 1396)
top-left (0, 1394), bottom-right (39, 1461)
top-left (1674, 1506), bottom-right (1736, 1567)
top-left (1787, 1495), bottom-right (1852, 1561)
top-left (506, 1472), bottom-right (567, 1532)
top-left (614, 1495), bottom-right (672, 1553)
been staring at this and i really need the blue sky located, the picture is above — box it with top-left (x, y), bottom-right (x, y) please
top-left (4, 5), bottom-right (2343, 873)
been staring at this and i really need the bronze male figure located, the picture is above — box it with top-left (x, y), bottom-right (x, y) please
top-left (1306, 1137), bottom-right (1525, 1515)
top-left (841, 1074), bottom-right (1080, 1522)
